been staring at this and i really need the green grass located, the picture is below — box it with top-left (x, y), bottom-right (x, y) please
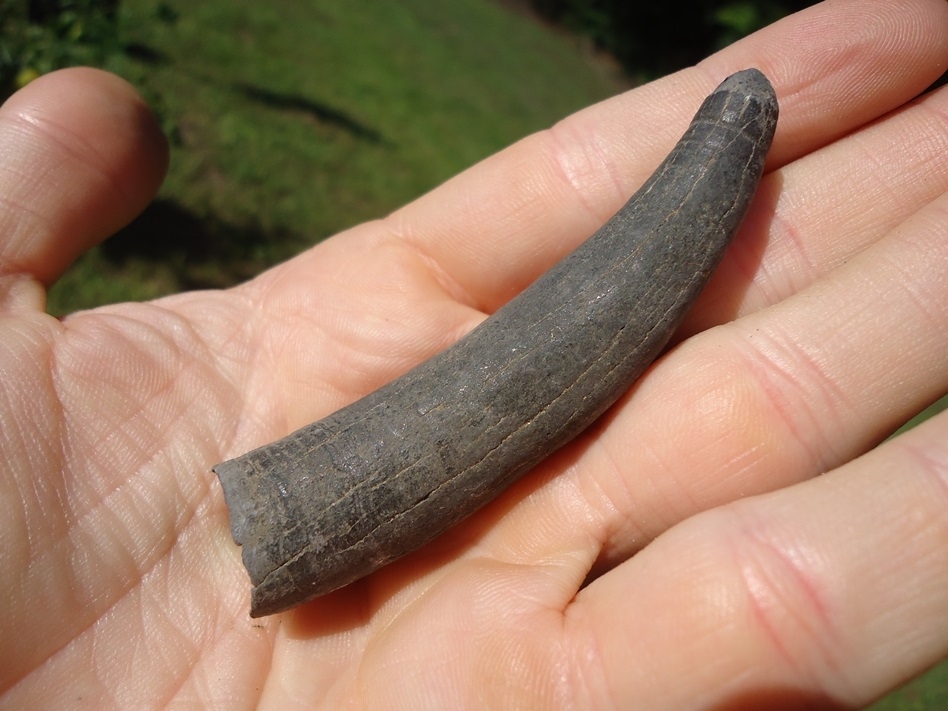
top-left (870, 659), bottom-right (948, 711)
top-left (47, 0), bottom-right (624, 313)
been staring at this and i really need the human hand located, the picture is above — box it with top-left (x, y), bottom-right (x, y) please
top-left (1, 0), bottom-right (947, 708)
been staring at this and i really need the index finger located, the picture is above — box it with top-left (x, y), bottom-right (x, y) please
top-left (380, 0), bottom-right (948, 314)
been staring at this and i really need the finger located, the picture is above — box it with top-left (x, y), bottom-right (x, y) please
top-left (0, 68), bottom-right (167, 290)
top-left (379, 0), bottom-right (948, 313)
top-left (566, 408), bottom-right (948, 710)
top-left (241, 0), bottom-right (948, 431)
top-left (685, 80), bottom-right (948, 335)
top-left (478, 153), bottom-right (948, 576)
top-left (216, 0), bottom-right (948, 433)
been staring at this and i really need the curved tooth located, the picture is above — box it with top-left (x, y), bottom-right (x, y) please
top-left (214, 68), bottom-right (779, 617)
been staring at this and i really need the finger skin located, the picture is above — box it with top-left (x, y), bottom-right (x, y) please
top-left (685, 78), bottom-right (948, 336)
top-left (0, 68), bottom-right (167, 289)
top-left (215, 71), bottom-right (778, 617)
top-left (567, 409), bottom-right (948, 709)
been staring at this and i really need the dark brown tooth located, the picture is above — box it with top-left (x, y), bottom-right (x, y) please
top-left (213, 68), bottom-right (779, 618)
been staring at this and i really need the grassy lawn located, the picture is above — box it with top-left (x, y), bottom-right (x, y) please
top-left (33, 1), bottom-right (947, 707)
top-left (47, 0), bottom-right (624, 313)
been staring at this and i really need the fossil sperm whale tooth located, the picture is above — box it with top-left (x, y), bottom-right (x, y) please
top-left (213, 68), bottom-right (779, 617)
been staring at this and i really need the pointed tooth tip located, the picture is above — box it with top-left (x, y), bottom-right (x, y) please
top-left (716, 68), bottom-right (776, 102)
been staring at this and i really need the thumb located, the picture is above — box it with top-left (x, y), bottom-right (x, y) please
top-left (0, 68), bottom-right (167, 291)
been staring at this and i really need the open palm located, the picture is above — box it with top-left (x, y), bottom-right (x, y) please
top-left (2, 1), bottom-right (947, 708)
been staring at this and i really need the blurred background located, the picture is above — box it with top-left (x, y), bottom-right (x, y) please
top-left (1, 3), bottom-right (945, 707)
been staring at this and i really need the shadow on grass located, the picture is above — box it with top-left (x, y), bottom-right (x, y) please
top-left (101, 197), bottom-right (303, 291)
top-left (123, 41), bottom-right (170, 65)
top-left (232, 82), bottom-right (384, 143)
